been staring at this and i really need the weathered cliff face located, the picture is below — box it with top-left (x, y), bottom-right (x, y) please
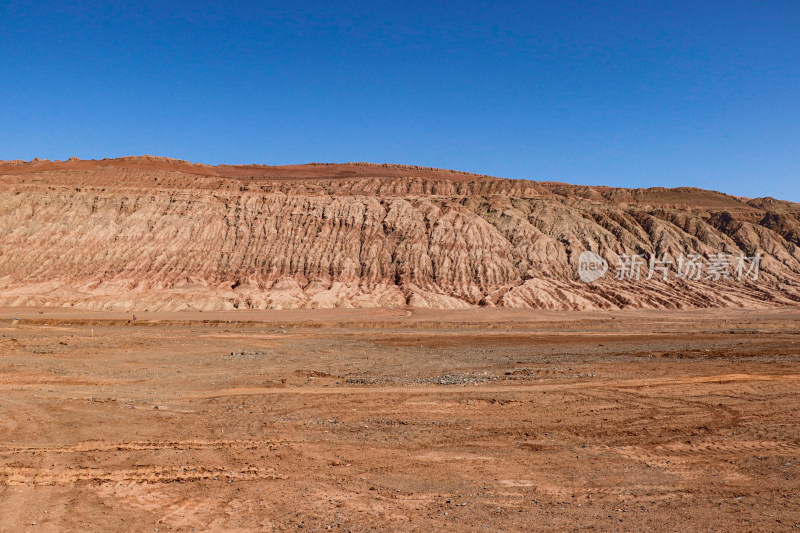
top-left (0, 156), bottom-right (798, 311)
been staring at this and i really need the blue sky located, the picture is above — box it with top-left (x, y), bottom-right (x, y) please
top-left (1, 1), bottom-right (798, 200)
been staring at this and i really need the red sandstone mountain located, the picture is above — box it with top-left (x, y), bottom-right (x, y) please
top-left (0, 156), bottom-right (798, 311)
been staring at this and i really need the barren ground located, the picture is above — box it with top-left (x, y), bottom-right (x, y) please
top-left (0, 308), bottom-right (798, 531)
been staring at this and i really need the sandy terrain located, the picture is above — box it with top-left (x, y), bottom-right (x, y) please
top-left (1, 308), bottom-right (798, 531)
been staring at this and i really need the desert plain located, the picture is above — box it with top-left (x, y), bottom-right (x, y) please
top-left (1, 307), bottom-right (798, 532)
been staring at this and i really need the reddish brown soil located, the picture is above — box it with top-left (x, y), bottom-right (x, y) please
top-left (1, 308), bottom-right (798, 531)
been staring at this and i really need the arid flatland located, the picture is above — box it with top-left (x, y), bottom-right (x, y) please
top-left (1, 308), bottom-right (798, 531)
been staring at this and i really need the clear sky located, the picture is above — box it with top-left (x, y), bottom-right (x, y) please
top-left (1, 1), bottom-right (798, 200)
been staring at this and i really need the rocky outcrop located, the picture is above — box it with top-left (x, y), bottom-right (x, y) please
top-left (0, 156), bottom-right (798, 311)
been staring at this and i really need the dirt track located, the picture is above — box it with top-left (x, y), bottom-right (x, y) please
top-left (1, 308), bottom-right (799, 531)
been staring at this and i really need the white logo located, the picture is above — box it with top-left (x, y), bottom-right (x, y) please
top-left (578, 251), bottom-right (608, 283)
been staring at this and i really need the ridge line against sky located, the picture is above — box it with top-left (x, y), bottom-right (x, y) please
top-left (1, 1), bottom-right (798, 201)
top-left (0, 154), bottom-right (794, 203)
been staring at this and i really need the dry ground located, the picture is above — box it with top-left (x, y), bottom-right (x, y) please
top-left (0, 308), bottom-right (798, 532)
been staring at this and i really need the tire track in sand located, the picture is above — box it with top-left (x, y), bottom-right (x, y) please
top-left (0, 438), bottom-right (286, 485)
top-left (0, 465), bottom-right (285, 485)
top-left (0, 437), bottom-right (281, 455)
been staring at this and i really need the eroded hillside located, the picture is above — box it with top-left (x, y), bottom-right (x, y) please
top-left (1, 156), bottom-right (798, 310)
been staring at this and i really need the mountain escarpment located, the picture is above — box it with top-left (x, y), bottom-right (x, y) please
top-left (1, 156), bottom-right (799, 311)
